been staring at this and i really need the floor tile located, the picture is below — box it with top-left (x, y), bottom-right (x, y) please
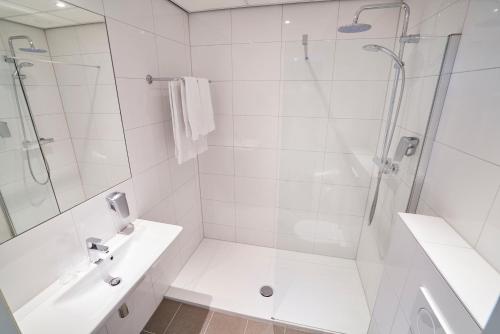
top-left (143, 299), bottom-right (181, 334)
top-left (245, 320), bottom-right (285, 334)
top-left (205, 312), bottom-right (247, 334)
top-left (285, 328), bottom-right (313, 334)
top-left (165, 304), bottom-right (211, 334)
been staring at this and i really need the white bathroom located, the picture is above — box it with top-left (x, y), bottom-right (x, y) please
top-left (0, 0), bottom-right (499, 333)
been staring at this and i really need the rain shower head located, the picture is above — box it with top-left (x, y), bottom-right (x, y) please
top-left (8, 35), bottom-right (48, 57)
top-left (338, 22), bottom-right (372, 33)
top-left (362, 44), bottom-right (404, 68)
top-left (18, 47), bottom-right (47, 53)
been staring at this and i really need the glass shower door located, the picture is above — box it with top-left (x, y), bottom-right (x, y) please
top-left (270, 29), bottom-right (396, 331)
top-left (0, 53), bottom-right (59, 239)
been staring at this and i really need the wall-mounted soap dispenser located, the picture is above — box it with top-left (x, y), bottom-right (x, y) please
top-left (106, 192), bottom-right (133, 234)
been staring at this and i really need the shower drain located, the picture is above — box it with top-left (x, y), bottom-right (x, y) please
top-left (260, 285), bottom-right (274, 297)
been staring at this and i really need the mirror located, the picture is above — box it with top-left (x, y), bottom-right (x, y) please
top-left (0, 1), bottom-right (130, 243)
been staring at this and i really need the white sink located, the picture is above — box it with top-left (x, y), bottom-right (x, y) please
top-left (13, 219), bottom-right (182, 334)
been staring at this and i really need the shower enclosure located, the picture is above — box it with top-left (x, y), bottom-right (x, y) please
top-left (269, 2), bottom-right (455, 332)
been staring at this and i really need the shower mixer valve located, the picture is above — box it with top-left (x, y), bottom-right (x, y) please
top-left (374, 136), bottom-right (420, 175)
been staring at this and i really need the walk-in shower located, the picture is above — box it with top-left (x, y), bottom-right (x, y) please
top-left (5, 35), bottom-right (52, 186)
top-left (338, 1), bottom-right (420, 224)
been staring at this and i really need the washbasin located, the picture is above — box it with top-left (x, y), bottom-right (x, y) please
top-left (14, 219), bottom-right (182, 334)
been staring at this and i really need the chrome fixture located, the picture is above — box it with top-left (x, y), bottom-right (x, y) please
top-left (339, 2), bottom-right (420, 225)
top-left (362, 44), bottom-right (404, 67)
top-left (0, 121), bottom-right (11, 138)
top-left (86, 237), bottom-right (109, 263)
top-left (7, 35), bottom-right (47, 56)
top-left (106, 192), bottom-right (130, 220)
top-left (302, 34), bottom-right (309, 60)
top-left (5, 35), bottom-right (51, 186)
top-left (407, 34), bottom-right (462, 213)
top-left (338, 22), bottom-right (372, 33)
top-left (146, 74), bottom-right (212, 84)
top-left (394, 137), bottom-right (419, 162)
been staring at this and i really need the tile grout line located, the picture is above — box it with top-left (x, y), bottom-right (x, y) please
top-left (242, 318), bottom-right (249, 334)
top-left (201, 309), bottom-right (215, 334)
top-left (161, 302), bottom-right (183, 334)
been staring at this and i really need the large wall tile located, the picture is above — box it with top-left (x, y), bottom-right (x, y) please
top-left (152, 0), bottom-right (188, 43)
top-left (233, 81), bottom-right (280, 116)
top-left (437, 69), bottom-right (500, 165)
top-left (280, 81), bottom-right (331, 118)
top-left (333, 38), bottom-right (394, 81)
top-left (454, 0), bottom-right (500, 72)
top-left (190, 10), bottom-right (231, 46)
top-left (282, 1), bottom-right (339, 41)
top-left (234, 115), bottom-right (278, 148)
top-left (331, 80), bottom-right (387, 120)
top-left (282, 40), bottom-right (335, 80)
top-left (103, 0), bottom-right (154, 32)
top-left (476, 189), bottom-right (500, 272)
top-left (234, 147), bottom-right (277, 179)
top-left (106, 18), bottom-right (158, 78)
top-left (232, 43), bottom-right (281, 80)
top-left (421, 143), bottom-right (500, 245)
top-left (191, 45), bottom-right (232, 81)
top-left (231, 6), bottom-right (282, 43)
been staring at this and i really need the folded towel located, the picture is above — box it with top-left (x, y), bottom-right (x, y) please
top-left (169, 80), bottom-right (208, 164)
top-left (197, 78), bottom-right (215, 134)
top-left (182, 77), bottom-right (215, 140)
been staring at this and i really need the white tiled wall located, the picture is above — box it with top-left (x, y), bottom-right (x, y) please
top-left (0, 21), bottom-right (73, 233)
top-left (46, 23), bottom-right (129, 202)
top-left (191, 0), bottom-right (399, 258)
top-left (355, 0), bottom-right (470, 311)
top-left (418, 0), bottom-right (500, 274)
top-left (0, 0), bottom-right (203, 314)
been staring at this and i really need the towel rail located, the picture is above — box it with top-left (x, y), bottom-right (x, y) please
top-left (146, 74), bottom-right (211, 84)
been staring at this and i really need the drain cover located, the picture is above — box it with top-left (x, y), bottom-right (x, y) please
top-left (109, 277), bottom-right (121, 286)
top-left (260, 285), bottom-right (273, 297)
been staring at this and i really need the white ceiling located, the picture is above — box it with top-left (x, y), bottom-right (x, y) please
top-left (171, 0), bottom-right (327, 13)
top-left (0, 0), bottom-right (103, 29)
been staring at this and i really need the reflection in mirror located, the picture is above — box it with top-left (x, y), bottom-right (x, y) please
top-left (0, 1), bottom-right (130, 243)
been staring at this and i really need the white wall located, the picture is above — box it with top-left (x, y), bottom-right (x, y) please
top-left (356, 0), bottom-right (470, 311)
top-left (0, 0), bottom-right (203, 314)
top-left (191, 0), bottom-right (399, 258)
top-left (46, 23), bottom-right (129, 203)
top-left (418, 0), bottom-right (500, 273)
top-left (0, 21), bottom-right (72, 233)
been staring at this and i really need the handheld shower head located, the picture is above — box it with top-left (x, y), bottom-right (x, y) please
top-left (362, 44), bottom-right (404, 68)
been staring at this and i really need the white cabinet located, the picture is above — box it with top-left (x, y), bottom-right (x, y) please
top-left (370, 215), bottom-right (482, 334)
top-left (105, 273), bottom-right (157, 334)
top-left (400, 248), bottom-right (481, 334)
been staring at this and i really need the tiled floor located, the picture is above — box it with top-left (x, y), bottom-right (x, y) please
top-left (165, 239), bottom-right (370, 334)
top-left (142, 298), bottom-right (320, 334)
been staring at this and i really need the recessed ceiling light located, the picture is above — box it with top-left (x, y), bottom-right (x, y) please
top-left (56, 1), bottom-right (67, 8)
top-left (494, 8), bottom-right (499, 12)
top-left (284, 20), bottom-right (291, 24)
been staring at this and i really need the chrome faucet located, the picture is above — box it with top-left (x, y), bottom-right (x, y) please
top-left (86, 237), bottom-right (109, 263)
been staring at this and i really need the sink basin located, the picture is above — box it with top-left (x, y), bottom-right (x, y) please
top-left (14, 220), bottom-right (182, 334)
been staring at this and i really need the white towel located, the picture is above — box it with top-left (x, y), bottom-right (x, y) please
top-left (197, 78), bottom-right (215, 134)
top-left (182, 77), bottom-right (215, 140)
top-left (169, 81), bottom-right (207, 164)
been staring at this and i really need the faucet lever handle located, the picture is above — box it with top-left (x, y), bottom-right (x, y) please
top-left (86, 237), bottom-right (108, 252)
top-left (86, 237), bottom-right (102, 247)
